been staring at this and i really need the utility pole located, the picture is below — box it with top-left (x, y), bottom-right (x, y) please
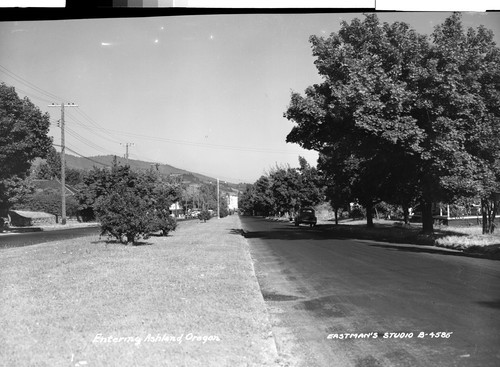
top-left (217, 178), bottom-right (220, 219)
top-left (49, 102), bottom-right (78, 225)
top-left (121, 142), bottom-right (134, 165)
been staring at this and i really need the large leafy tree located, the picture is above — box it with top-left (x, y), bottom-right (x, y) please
top-left (0, 83), bottom-right (53, 216)
top-left (409, 13), bottom-right (500, 232)
top-left (284, 14), bottom-right (500, 233)
top-left (426, 14), bottom-right (500, 233)
top-left (285, 15), bottom-right (428, 228)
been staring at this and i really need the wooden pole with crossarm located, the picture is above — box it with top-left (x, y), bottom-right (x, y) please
top-left (48, 102), bottom-right (78, 225)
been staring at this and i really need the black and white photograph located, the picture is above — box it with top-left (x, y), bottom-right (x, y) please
top-left (1, 4), bottom-right (500, 367)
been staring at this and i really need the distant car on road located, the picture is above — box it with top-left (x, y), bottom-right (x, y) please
top-left (294, 207), bottom-right (317, 227)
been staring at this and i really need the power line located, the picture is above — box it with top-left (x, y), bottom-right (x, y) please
top-left (66, 111), bottom-right (122, 144)
top-left (72, 109), bottom-right (124, 144)
top-left (120, 142), bottom-right (134, 165)
top-left (0, 64), bottom-right (308, 171)
top-left (75, 125), bottom-right (305, 155)
top-left (7, 86), bottom-right (54, 104)
top-left (0, 65), bottom-right (305, 155)
top-left (66, 126), bottom-right (119, 156)
top-left (0, 64), bottom-right (65, 101)
top-left (53, 144), bottom-right (111, 167)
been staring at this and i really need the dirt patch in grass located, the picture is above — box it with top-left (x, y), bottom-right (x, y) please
top-left (0, 216), bottom-right (280, 366)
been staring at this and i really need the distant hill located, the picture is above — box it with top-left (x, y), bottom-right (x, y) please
top-left (62, 154), bottom-right (247, 191)
top-left (63, 154), bottom-right (213, 182)
top-left (31, 154), bottom-right (248, 191)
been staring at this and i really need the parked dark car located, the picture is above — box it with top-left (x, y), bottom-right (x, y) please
top-left (294, 207), bottom-right (317, 227)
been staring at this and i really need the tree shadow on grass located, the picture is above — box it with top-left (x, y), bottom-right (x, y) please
top-left (91, 238), bottom-right (154, 246)
top-left (229, 228), bottom-right (245, 236)
top-left (365, 243), bottom-right (469, 258)
top-left (463, 243), bottom-right (500, 260)
top-left (477, 300), bottom-right (500, 309)
top-left (147, 233), bottom-right (173, 238)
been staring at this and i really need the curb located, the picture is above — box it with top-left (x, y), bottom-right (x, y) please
top-left (0, 223), bottom-right (100, 235)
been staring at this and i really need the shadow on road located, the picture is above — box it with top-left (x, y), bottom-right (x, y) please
top-left (232, 224), bottom-right (416, 242)
top-left (233, 221), bottom-right (500, 261)
top-left (1, 227), bottom-right (43, 234)
top-left (231, 226), bottom-right (326, 241)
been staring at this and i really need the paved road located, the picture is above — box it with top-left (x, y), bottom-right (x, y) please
top-left (0, 226), bottom-right (100, 249)
top-left (240, 216), bottom-right (500, 367)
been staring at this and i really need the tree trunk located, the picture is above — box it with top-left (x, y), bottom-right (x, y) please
top-left (366, 202), bottom-right (374, 228)
top-left (421, 199), bottom-right (434, 234)
top-left (334, 207), bottom-right (339, 225)
top-left (483, 197), bottom-right (499, 234)
top-left (482, 198), bottom-right (489, 234)
top-left (402, 203), bottom-right (410, 225)
top-left (492, 200), bottom-right (498, 234)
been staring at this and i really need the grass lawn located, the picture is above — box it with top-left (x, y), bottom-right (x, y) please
top-left (0, 216), bottom-right (279, 367)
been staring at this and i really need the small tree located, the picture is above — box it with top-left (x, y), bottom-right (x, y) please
top-left (198, 210), bottom-right (212, 222)
top-left (75, 167), bottom-right (112, 222)
top-left (95, 188), bottom-right (152, 244)
top-left (146, 171), bottom-right (181, 236)
top-left (81, 165), bottom-right (181, 243)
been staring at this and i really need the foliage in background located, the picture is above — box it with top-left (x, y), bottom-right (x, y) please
top-left (13, 189), bottom-right (80, 219)
top-left (0, 177), bottom-right (35, 223)
top-left (33, 147), bottom-right (61, 180)
top-left (238, 157), bottom-right (324, 216)
top-left (197, 182), bottom-right (229, 217)
top-left (32, 147), bottom-right (85, 187)
top-left (239, 176), bottom-right (275, 216)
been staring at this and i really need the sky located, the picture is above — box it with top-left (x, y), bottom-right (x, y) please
top-left (1, 12), bottom-right (499, 183)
